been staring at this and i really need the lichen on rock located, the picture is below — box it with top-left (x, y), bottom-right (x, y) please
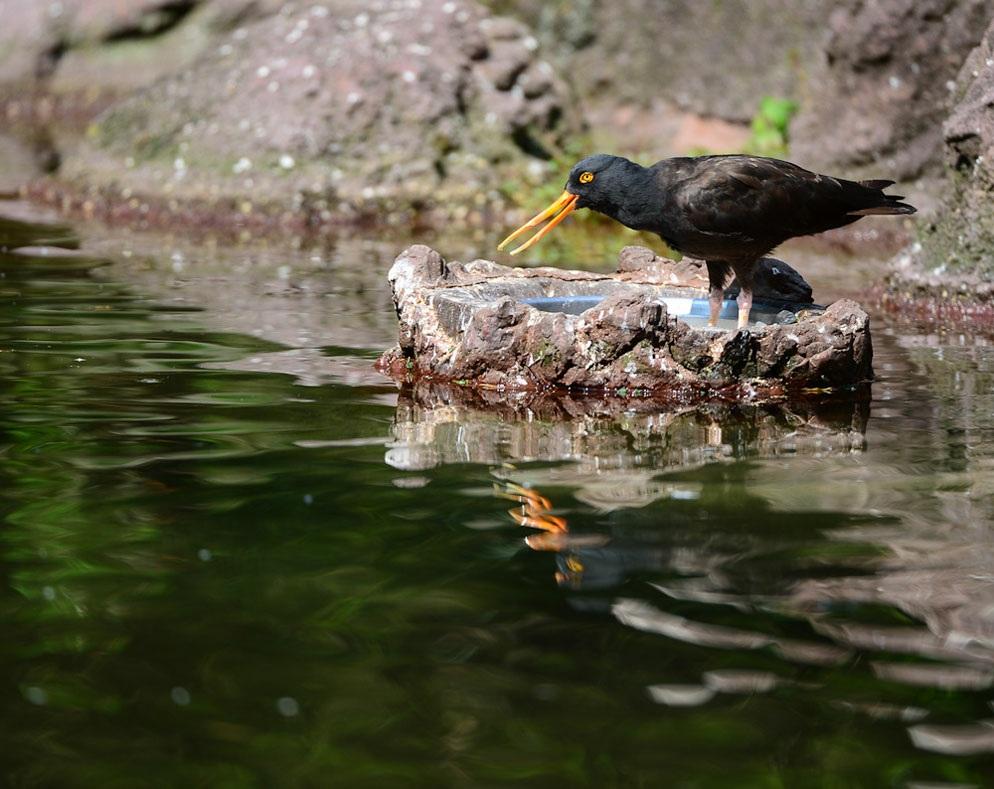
top-left (377, 244), bottom-right (873, 400)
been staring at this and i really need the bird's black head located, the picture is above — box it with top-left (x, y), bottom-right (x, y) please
top-left (565, 154), bottom-right (638, 213)
top-left (497, 153), bottom-right (645, 255)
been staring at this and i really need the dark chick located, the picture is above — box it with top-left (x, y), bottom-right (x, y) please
top-left (498, 153), bottom-right (915, 330)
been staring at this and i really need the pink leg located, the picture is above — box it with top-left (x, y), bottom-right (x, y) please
top-left (736, 287), bottom-right (752, 330)
top-left (729, 260), bottom-right (755, 330)
top-left (709, 284), bottom-right (724, 327)
top-left (705, 261), bottom-right (730, 327)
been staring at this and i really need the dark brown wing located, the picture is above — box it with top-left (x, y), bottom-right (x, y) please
top-left (670, 155), bottom-right (913, 247)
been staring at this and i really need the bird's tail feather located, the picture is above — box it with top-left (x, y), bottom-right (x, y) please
top-left (848, 202), bottom-right (916, 216)
top-left (848, 180), bottom-right (917, 216)
top-left (859, 179), bottom-right (895, 190)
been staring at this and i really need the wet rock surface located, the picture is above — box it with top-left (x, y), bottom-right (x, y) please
top-left (377, 245), bottom-right (872, 399)
top-left (55, 0), bottom-right (579, 224)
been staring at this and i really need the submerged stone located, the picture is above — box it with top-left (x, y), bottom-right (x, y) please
top-left (376, 245), bottom-right (873, 400)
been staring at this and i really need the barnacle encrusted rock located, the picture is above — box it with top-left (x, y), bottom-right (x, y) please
top-left (376, 245), bottom-right (873, 400)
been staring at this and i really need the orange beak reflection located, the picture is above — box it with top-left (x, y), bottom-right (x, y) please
top-left (497, 190), bottom-right (579, 256)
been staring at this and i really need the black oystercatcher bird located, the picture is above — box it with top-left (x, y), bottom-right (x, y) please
top-left (498, 154), bottom-right (916, 329)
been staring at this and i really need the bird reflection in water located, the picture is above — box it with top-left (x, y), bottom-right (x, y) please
top-left (495, 477), bottom-right (612, 589)
top-left (483, 423), bottom-right (994, 752)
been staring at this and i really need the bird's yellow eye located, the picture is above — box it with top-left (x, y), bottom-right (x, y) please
top-left (579, 171), bottom-right (594, 184)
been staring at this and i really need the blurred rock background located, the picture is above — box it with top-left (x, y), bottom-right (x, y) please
top-left (2, 0), bottom-right (994, 294)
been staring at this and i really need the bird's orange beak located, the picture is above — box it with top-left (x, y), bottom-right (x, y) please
top-left (497, 190), bottom-right (579, 256)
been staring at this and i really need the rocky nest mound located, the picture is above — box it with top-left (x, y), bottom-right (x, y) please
top-left (376, 245), bottom-right (873, 401)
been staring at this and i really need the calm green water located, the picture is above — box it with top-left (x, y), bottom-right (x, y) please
top-left (3, 205), bottom-right (994, 788)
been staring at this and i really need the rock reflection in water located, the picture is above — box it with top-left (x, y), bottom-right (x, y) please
top-left (387, 381), bottom-right (869, 585)
top-left (386, 380), bottom-right (868, 507)
top-left (387, 382), bottom-right (994, 755)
